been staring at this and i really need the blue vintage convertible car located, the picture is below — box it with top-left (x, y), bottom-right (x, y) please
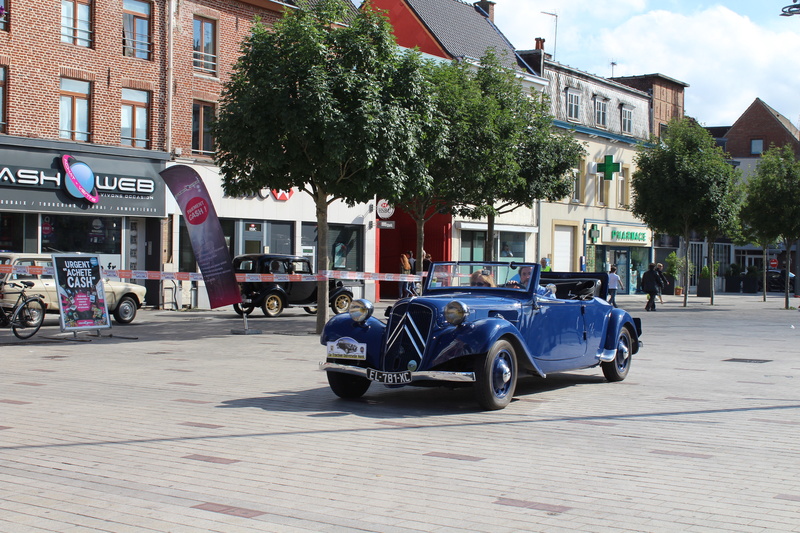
top-left (320, 261), bottom-right (642, 410)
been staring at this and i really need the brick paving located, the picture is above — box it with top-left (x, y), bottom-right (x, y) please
top-left (1, 294), bottom-right (800, 532)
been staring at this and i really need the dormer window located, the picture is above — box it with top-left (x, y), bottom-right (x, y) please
top-left (595, 98), bottom-right (608, 128)
top-left (621, 106), bottom-right (633, 134)
top-left (567, 89), bottom-right (580, 121)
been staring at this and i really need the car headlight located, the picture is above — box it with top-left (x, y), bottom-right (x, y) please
top-left (348, 299), bottom-right (374, 323)
top-left (444, 300), bottom-right (469, 326)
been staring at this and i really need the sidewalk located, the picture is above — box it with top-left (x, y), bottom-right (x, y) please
top-left (2, 294), bottom-right (800, 532)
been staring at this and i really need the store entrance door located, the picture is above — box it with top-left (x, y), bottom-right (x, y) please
top-left (611, 248), bottom-right (630, 295)
top-left (243, 222), bottom-right (263, 254)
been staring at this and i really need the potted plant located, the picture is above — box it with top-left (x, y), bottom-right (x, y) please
top-left (725, 263), bottom-right (742, 293)
top-left (742, 265), bottom-right (759, 293)
top-left (663, 252), bottom-right (682, 296)
top-left (697, 265), bottom-right (712, 297)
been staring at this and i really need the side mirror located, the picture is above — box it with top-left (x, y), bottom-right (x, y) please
top-left (384, 306), bottom-right (393, 317)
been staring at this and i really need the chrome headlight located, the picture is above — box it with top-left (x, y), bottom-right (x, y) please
top-left (348, 299), bottom-right (374, 323)
top-left (444, 300), bottom-right (469, 326)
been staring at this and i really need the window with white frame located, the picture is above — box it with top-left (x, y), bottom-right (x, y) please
top-left (61, 0), bottom-right (92, 47)
top-left (571, 167), bottom-right (581, 203)
top-left (567, 89), bottom-right (580, 121)
top-left (121, 88), bottom-right (149, 148)
top-left (595, 98), bottom-right (608, 127)
top-left (618, 166), bottom-right (629, 207)
top-left (59, 78), bottom-right (91, 142)
top-left (597, 173), bottom-right (609, 206)
top-left (122, 0), bottom-right (151, 59)
top-left (621, 106), bottom-right (633, 134)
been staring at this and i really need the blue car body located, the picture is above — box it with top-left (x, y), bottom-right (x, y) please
top-left (320, 261), bottom-right (642, 410)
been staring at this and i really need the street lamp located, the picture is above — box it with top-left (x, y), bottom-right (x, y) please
top-left (781, 0), bottom-right (800, 16)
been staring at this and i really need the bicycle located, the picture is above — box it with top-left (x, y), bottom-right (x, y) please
top-left (0, 281), bottom-right (46, 339)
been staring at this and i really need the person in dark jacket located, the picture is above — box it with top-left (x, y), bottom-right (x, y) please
top-left (640, 262), bottom-right (663, 311)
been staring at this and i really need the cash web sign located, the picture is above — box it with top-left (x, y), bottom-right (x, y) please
top-left (0, 154), bottom-right (156, 204)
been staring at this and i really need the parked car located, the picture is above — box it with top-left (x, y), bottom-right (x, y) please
top-left (321, 261), bottom-right (642, 410)
top-left (0, 253), bottom-right (147, 324)
top-left (232, 253), bottom-right (353, 317)
top-left (760, 269), bottom-right (796, 292)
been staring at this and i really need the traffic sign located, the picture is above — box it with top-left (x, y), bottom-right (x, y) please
top-left (769, 258), bottom-right (778, 268)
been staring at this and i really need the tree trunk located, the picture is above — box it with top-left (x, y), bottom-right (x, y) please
top-left (413, 208), bottom-right (426, 289)
top-left (762, 245), bottom-right (767, 303)
top-left (784, 237), bottom-right (791, 310)
top-left (485, 212), bottom-right (496, 261)
top-left (315, 187), bottom-right (330, 335)
top-left (682, 232), bottom-right (690, 307)
top-left (708, 238), bottom-right (715, 306)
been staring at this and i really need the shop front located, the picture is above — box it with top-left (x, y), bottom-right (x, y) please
top-left (585, 222), bottom-right (652, 294)
top-left (0, 137), bottom-right (168, 303)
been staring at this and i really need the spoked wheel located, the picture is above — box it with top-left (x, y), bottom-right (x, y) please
top-left (262, 294), bottom-right (284, 317)
top-left (474, 339), bottom-right (517, 410)
top-left (327, 371), bottom-right (371, 399)
top-left (304, 306), bottom-right (318, 315)
top-left (233, 303), bottom-right (255, 316)
top-left (113, 296), bottom-right (137, 324)
top-left (602, 328), bottom-right (632, 382)
top-left (330, 293), bottom-right (352, 315)
top-left (11, 298), bottom-right (45, 340)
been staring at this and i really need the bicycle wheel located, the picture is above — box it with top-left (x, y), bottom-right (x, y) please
top-left (11, 298), bottom-right (45, 339)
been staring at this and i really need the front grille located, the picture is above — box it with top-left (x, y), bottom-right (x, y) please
top-left (383, 302), bottom-right (433, 372)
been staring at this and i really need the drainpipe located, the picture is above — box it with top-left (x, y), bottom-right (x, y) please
top-left (166, 0), bottom-right (175, 155)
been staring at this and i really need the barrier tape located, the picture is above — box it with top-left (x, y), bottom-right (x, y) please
top-left (0, 264), bottom-right (424, 283)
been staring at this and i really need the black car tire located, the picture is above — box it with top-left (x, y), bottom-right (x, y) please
top-left (262, 293), bottom-right (284, 317)
top-left (233, 303), bottom-right (255, 316)
top-left (113, 296), bottom-right (138, 325)
top-left (602, 327), bottom-right (632, 382)
top-left (331, 293), bottom-right (352, 315)
top-left (474, 339), bottom-right (517, 411)
top-left (304, 306), bottom-right (318, 315)
top-left (327, 371), bottom-right (371, 399)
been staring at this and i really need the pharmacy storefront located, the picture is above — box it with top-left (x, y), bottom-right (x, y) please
top-left (585, 222), bottom-right (652, 294)
top-left (0, 137), bottom-right (167, 276)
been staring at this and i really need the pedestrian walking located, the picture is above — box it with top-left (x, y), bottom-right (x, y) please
top-left (656, 263), bottom-right (669, 304)
top-left (640, 262), bottom-right (663, 311)
top-left (399, 253), bottom-right (412, 298)
top-left (406, 250), bottom-right (418, 295)
top-left (607, 265), bottom-right (621, 308)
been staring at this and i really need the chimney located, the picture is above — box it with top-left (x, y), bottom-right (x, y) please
top-left (535, 37), bottom-right (545, 51)
top-left (475, 1), bottom-right (496, 22)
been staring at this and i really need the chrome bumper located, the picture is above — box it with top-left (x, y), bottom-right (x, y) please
top-left (320, 362), bottom-right (476, 383)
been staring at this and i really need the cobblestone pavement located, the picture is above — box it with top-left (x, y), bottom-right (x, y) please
top-left (2, 294), bottom-right (800, 532)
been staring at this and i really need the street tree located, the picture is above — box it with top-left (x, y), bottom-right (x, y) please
top-left (740, 144), bottom-right (800, 308)
top-left (632, 117), bottom-right (740, 307)
top-left (392, 53), bottom-right (584, 265)
top-left (213, 0), bottom-right (440, 332)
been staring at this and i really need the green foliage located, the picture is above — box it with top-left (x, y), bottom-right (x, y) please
top-left (213, 0), bottom-right (441, 330)
top-left (726, 263), bottom-right (743, 277)
top-left (746, 264), bottom-right (759, 278)
top-left (699, 265), bottom-right (710, 279)
top-left (664, 251), bottom-right (683, 279)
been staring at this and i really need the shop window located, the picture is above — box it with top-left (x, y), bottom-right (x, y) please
top-left (595, 98), bottom-right (607, 128)
top-left (123, 0), bottom-right (151, 60)
top-left (0, 66), bottom-right (6, 134)
top-left (178, 218), bottom-right (197, 273)
top-left (497, 232), bottom-right (525, 261)
top-left (193, 16), bottom-right (217, 76)
top-left (192, 101), bottom-right (215, 156)
top-left (566, 89), bottom-right (580, 121)
top-left (61, 0), bottom-right (92, 47)
top-left (121, 88), bottom-right (149, 148)
top-left (460, 230), bottom-right (486, 261)
top-left (41, 215), bottom-right (121, 255)
top-left (59, 78), bottom-right (91, 142)
top-left (301, 223), bottom-right (363, 271)
top-left (621, 106), bottom-right (633, 134)
top-left (0, 213), bottom-right (23, 250)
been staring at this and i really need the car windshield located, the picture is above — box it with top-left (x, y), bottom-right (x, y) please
top-left (426, 262), bottom-right (535, 291)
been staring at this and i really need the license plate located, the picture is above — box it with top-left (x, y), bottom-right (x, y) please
top-left (366, 368), bottom-right (412, 384)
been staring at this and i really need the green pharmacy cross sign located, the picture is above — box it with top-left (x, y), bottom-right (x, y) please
top-left (588, 224), bottom-right (600, 244)
top-left (597, 155), bottom-right (621, 180)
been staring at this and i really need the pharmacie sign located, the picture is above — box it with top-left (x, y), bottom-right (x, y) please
top-left (601, 226), bottom-right (651, 244)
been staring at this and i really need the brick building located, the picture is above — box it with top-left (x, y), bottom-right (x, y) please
top-left (0, 0), bottom-right (373, 308)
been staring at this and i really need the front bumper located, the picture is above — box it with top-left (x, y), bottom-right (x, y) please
top-left (320, 362), bottom-right (476, 383)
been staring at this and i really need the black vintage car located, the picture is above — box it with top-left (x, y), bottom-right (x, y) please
top-left (232, 254), bottom-right (353, 317)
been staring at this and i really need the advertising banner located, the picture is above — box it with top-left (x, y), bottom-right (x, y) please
top-left (160, 165), bottom-right (241, 309)
top-left (52, 254), bottom-right (112, 331)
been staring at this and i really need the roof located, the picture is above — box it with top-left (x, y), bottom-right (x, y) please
top-left (610, 73), bottom-right (690, 88)
top-left (405, 0), bottom-right (530, 73)
top-left (729, 98), bottom-right (800, 142)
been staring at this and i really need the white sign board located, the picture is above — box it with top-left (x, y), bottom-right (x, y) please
top-left (376, 199), bottom-right (395, 219)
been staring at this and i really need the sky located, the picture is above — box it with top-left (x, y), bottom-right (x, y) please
top-left (491, 0), bottom-right (800, 127)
